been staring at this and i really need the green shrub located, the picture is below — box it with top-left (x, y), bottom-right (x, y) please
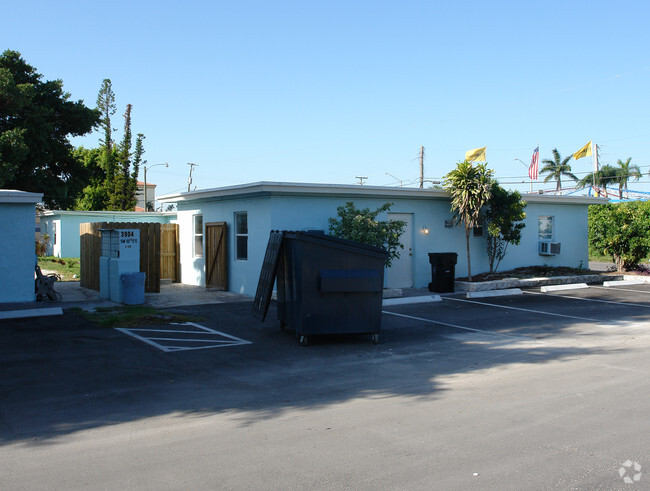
top-left (328, 202), bottom-right (406, 267)
top-left (588, 201), bottom-right (650, 271)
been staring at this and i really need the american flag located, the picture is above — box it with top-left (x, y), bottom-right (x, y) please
top-left (528, 146), bottom-right (539, 180)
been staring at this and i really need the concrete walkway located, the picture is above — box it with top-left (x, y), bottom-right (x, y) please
top-left (0, 281), bottom-right (251, 319)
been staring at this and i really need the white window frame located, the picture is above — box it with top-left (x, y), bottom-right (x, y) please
top-left (193, 214), bottom-right (203, 258)
top-left (538, 215), bottom-right (554, 240)
top-left (235, 212), bottom-right (248, 261)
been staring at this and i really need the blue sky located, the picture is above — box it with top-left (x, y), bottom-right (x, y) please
top-left (5, 0), bottom-right (650, 198)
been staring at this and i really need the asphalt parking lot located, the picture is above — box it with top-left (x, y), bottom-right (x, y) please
top-left (1, 283), bottom-right (650, 489)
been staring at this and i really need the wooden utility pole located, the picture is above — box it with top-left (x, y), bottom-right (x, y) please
top-left (187, 163), bottom-right (198, 192)
top-left (419, 146), bottom-right (424, 188)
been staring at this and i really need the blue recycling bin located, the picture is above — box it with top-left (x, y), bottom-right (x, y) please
top-left (121, 272), bottom-right (146, 305)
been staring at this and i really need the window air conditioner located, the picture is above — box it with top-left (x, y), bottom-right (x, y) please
top-left (539, 241), bottom-right (561, 255)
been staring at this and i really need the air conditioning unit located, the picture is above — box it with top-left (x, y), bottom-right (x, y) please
top-left (539, 241), bottom-right (561, 255)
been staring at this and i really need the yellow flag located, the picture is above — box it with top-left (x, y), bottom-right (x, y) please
top-left (573, 141), bottom-right (592, 160)
top-left (465, 146), bottom-right (487, 162)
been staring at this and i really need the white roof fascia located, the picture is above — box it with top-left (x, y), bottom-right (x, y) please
top-left (0, 189), bottom-right (43, 203)
top-left (159, 181), bottom-right (449, 203)
top-left (159, 181), bottom-right (610, 206)
top-left (40, 210), bottom-right (176, 217)
top-left (521, 194), bottom-right (607, 205)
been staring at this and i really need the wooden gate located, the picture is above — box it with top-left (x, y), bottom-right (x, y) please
top-left (80, 222), bottom-right (163, 293)
top-left (205, 222), bottom-right (228, 290)
top-left (161, 223), bottom-right (179, 282)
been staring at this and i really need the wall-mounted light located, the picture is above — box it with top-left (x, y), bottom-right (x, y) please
top-left (422, 227), bottom-right (429, 235)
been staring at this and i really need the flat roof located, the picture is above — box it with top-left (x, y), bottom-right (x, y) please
top-left (0, 189), bottom-right (43, 204)
top-left (40, 210), bottom-right (176, 217)
top-left (158, 181), bottom-right (607, 206)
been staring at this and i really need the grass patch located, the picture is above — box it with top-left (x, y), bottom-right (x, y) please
top-left (38, 256), bottom-right (81, 281)
top-left (72, 305), bottom-right (203, 328)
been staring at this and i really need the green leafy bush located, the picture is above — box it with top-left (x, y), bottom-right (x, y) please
top-left (588, 201), bottom-right (650, 271)
top-left (328, 202), bottom-right (406, 267)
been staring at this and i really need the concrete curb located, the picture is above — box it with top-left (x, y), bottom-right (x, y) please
top-left (455, 274), bottom-right (622, 292)
top-left (604, 278), bottom-right (647, 287)
top-left (466, 288), bottom-right (522, 298)
top-left (0, 307), bottom-right (63, 320)
top-left (383, 295), bottom-right (441, 306)
top-left (541, 283), bottom-right (588, 292)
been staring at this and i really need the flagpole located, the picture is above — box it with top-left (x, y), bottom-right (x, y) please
top-left (592, 141), bottom-right (598, 189)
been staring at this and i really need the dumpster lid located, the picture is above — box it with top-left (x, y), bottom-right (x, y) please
top-left (252, 231), bottom-right (284, 322)
top-left (282, 231), bottom-right (390, 260)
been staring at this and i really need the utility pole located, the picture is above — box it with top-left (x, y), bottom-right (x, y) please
top-left (356, 176), bottom-right (368, 186)
top-left (419, 146), bottom-right (424, 188)
top-left (187, 163), bottom-right (198, 192)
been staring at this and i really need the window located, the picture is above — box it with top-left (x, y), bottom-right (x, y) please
top-left (235, 212), bottom-right (248, 260)
top-left (193, 215), bottom-right (203, 257)
top-left (538, 216), bottom-right (554, 240)
top-left (52, 222), bottom-right (57, 245)
top-left (473, 219), bottom-right (484, 237)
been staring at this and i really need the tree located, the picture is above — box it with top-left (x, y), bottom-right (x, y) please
top-left (615, 158), bottom-right (641, 198)
top-left (484, 182), bottom-right (526, 273)
top-left (76, 82), bottom-right (144, 211)
top-left (0, 50), bottom-right (99, 208)
top-left (107, 104), bottom-right (141, 210)
top-left (539, 148), bottom-right (578, 191)
top-left (589, 201), bottom-right (650, 272)
top-left (443, 160), bottom-right (494, 281)
top-left (328, 202), bottom-right (406, 267)
top-left (578, 164), bottom-right (618, 197)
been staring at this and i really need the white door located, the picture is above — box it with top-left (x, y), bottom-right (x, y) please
top-left (386, 213), bottom-right (413, 288)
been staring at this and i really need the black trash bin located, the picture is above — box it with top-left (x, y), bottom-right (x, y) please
top-left (253, 231), bottom-right (388, 345)
top-left (428, 252), bottom-right (458, 293)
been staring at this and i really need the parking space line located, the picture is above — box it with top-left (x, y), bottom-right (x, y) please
top-left (590, 285), bottom-right (650, 297)
top-left (382, 310), bottom-right (533, 339)
top-left (524, 290), bottom-right (650, 308)
top-left (444, 297), bottom-right (598, 322)
top-left (116, 322), bottom-right (252, 352)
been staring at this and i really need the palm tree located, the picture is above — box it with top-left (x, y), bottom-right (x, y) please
top-left (443, 160), bottom-right (493, 281)
top-left (615, 157), bottom-right (641, 198)
top-left (578, 164), bottom-right (618, 197)
top-left (539, 148), bottom-right (578, 191)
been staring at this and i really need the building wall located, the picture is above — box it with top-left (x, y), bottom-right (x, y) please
top-left (0, 203), bottom-right (38, 302)
top-left (175, 193), bottom-right (592, 297)
top-left (176, 197), bottom-right (272, 294)
top-left (40, 212), bottom-right (175, 258)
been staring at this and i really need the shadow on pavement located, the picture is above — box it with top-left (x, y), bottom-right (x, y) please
top-left (0, 300), bottom-right (619, 444)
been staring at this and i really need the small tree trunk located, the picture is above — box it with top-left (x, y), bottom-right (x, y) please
top-left (465, 227), bottom-right (472, 281)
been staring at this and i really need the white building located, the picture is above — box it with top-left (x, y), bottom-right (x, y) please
top-left (159, 181), bottom-right (605, 297)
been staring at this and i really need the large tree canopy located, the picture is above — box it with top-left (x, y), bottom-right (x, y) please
top-left (0, 50), bottom-right (99, 208)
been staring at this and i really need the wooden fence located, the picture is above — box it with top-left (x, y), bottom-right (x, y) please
top-left (80, 222), bottom-right (177, 293)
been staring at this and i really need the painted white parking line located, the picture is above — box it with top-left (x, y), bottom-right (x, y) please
top-left (525, 290), bottom-right (650, 309)
top-left (445, 297), bottom-right (599, 322)
top-left (591, 285), bottom-right (650, 295)
top-left (382, 310), bottom-right (533, 339)
top-left (116, 322), bottom-right (251, 352)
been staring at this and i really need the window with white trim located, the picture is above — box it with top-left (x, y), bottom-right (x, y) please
top-left (538, 215), bottom-right (554, 240)
top-left (235, 212), bottom-right (248, 260)
top-left (193, 214), bottom-right (203, 257)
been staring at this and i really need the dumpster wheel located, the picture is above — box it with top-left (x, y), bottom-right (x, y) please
top-left (299, 335), bottom-right (309, 346)
top-left (371, 333), bottom-right (380, 345)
